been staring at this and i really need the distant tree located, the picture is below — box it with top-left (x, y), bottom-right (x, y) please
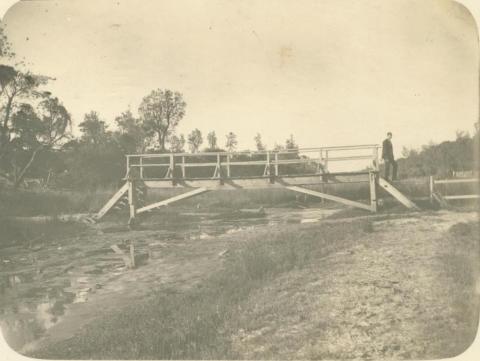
top-left (114, 110), bottom-right (148, 153)
top-left (285, 134), bottom-right (298, 150)
top-left (0, 23), bottom-right (14, 59)
top-left (188, 129), bottom-right (203, 153)
top-left (79, 111), bottom-right (110, 146)
top-left (207, 131), bottom-right (218, 150)
top-left (138, 89), bottom-right (186, 151)
top-left (0, 66), bottom-right (50, 162)
top-left (169, 134), bottom-right (186, 153)
top-left (254, 133), bottom-right (265, 151)
top-left (11, 97), bottom-right (71, 187)
top-left (225, 132), bottom-right (238, 152)
top-left (61, 112), bottom-right (123, 189)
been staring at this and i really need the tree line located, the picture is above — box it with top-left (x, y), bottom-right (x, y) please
top-left (1, 23), bottom-right (478, 190)
top-left (1, 24), bottom-right (304, 189)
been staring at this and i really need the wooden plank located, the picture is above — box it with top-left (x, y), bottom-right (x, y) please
top-left (128, 180), bottom-right (136, 223)
top-left (125, 144), bottom-right (380, 158)
top-left (95, 182), bottom-right (129, 220)
top-left (286, 186), bottom-right (373, 211)
top-left (137, 187), bottom-right (209, 214)
top-left (143, 174), bottom-right (371, 190)
top-left (443, 194), bottom-right (480, 200)
top-left (378, 178), bottom-right (419, 210)
top-left (434, 178), bottom-right (479, 184)
top-left (369, 172), bottom-right (377, 212)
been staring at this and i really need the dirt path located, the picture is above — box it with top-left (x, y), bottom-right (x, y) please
top-left (229, 211), bottom-right (479, 359)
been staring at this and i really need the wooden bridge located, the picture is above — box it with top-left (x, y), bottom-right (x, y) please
top-left (95, 144), bottom-right (418, 224)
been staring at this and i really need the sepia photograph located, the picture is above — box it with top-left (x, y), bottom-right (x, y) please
top-left (0, 0), bottom-right (479, 359)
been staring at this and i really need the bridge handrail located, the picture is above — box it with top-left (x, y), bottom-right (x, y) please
top-left (125, 144), bottom-right (381, 180)
top-left (125, 144), bottom-right (380, 159)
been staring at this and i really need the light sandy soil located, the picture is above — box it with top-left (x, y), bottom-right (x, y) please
top-left (229, 211), bottom-right (480, 359)
top-left (1, 208), bottom-right (478, 359)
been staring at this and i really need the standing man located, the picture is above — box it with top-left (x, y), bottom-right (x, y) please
top-left (382, 132), bottom-right (397, 181)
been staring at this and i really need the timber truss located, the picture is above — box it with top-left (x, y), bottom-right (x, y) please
top-left (94, 144), bottom-right (418, 224)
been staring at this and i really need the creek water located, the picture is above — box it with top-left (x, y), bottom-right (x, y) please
top-left (0, 207), bottom-right (338, 351)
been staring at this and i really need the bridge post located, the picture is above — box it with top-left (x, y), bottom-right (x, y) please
top-left (181, 156), bottom-right (186, 178)
top-left (369, 171), bottom-right (378, 212)
top-left (372, 147), bottom-right (379, 171)
top-left (128, 178), bottom-right (137, 225)
top-left (227, 154), bottom-right (231, 177)
top-left (274, 152), bottom-right (279, 176)
top-left (170, 154), bottom-right (177, 185)
top-left (429, 176), bottom-right (434, 204)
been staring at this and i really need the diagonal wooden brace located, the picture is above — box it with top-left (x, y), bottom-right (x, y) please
top-left (136, 187), bottom-right (209, 214)
top-left (286, 185), bottom-right (373, 212)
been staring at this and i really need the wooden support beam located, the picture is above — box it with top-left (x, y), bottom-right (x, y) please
top-left (137, 187), bottom-right (209, 214)
top-left (95, 182), bottom-right (129, 220)
top-left (128, 180), bottom-right (137, 224)
top-left (429, 176), bottom-right (434, 204)
top-left (378, 177), bottom-right (419, 210)
top-left (285, 185), bottom-right (373, 211)
top-left (369, 172), bottom-right (377, 212)
top-left (181, 156), bottom-right (186, 178)
top-left (227, 154), bottom-right (231, 177)
top-left (274, 152), bottom-right (279, 176)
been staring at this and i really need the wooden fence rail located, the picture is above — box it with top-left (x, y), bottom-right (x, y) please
top-left (125, 145), bottom-right (381, 181)
top-left (429, 176), bottom-right (480, 203)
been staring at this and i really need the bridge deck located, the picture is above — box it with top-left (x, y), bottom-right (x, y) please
top-left (96, 144), bottom-right (419, 222)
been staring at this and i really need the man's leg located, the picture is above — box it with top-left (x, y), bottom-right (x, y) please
top-left (392, 160), bottom-right (398, 180)
top-left (384, 160), bottom-right (390, 180)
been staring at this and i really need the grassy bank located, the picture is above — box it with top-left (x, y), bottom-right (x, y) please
top-left (30, 219), bottom-right (371, 359)
top-left (29, 216), bottom-right (480, 360)
top-left (0, 217), bottom-right (88, 248)
top-left (0, 187), bottom-right (114, 217)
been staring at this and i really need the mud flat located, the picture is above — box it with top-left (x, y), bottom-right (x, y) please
top-left (1, 208), bottom-right (478, 359)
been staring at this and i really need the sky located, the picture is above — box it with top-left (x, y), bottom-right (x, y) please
top-left (1, 0), bottom-right (479, 155)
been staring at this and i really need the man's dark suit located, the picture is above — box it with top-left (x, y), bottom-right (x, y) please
top-left (382, 138), bottom-right (397, 181)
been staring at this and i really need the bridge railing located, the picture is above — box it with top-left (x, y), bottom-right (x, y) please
top-left (125, 144), bottom-right (380, 180)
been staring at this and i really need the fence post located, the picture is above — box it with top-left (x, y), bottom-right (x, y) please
top-left (139, 157), bottom-right (143, 179)
top-left (369, 171), bottom-right (377, 212)
top-left (324, 150), bottom-right (329, 172)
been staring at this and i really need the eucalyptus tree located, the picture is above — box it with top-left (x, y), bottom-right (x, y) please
top-left (138, 89), bottom-right (186, 151)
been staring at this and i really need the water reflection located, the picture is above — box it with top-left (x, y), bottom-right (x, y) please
top-left (0, 206), bottom-right (338, 350)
